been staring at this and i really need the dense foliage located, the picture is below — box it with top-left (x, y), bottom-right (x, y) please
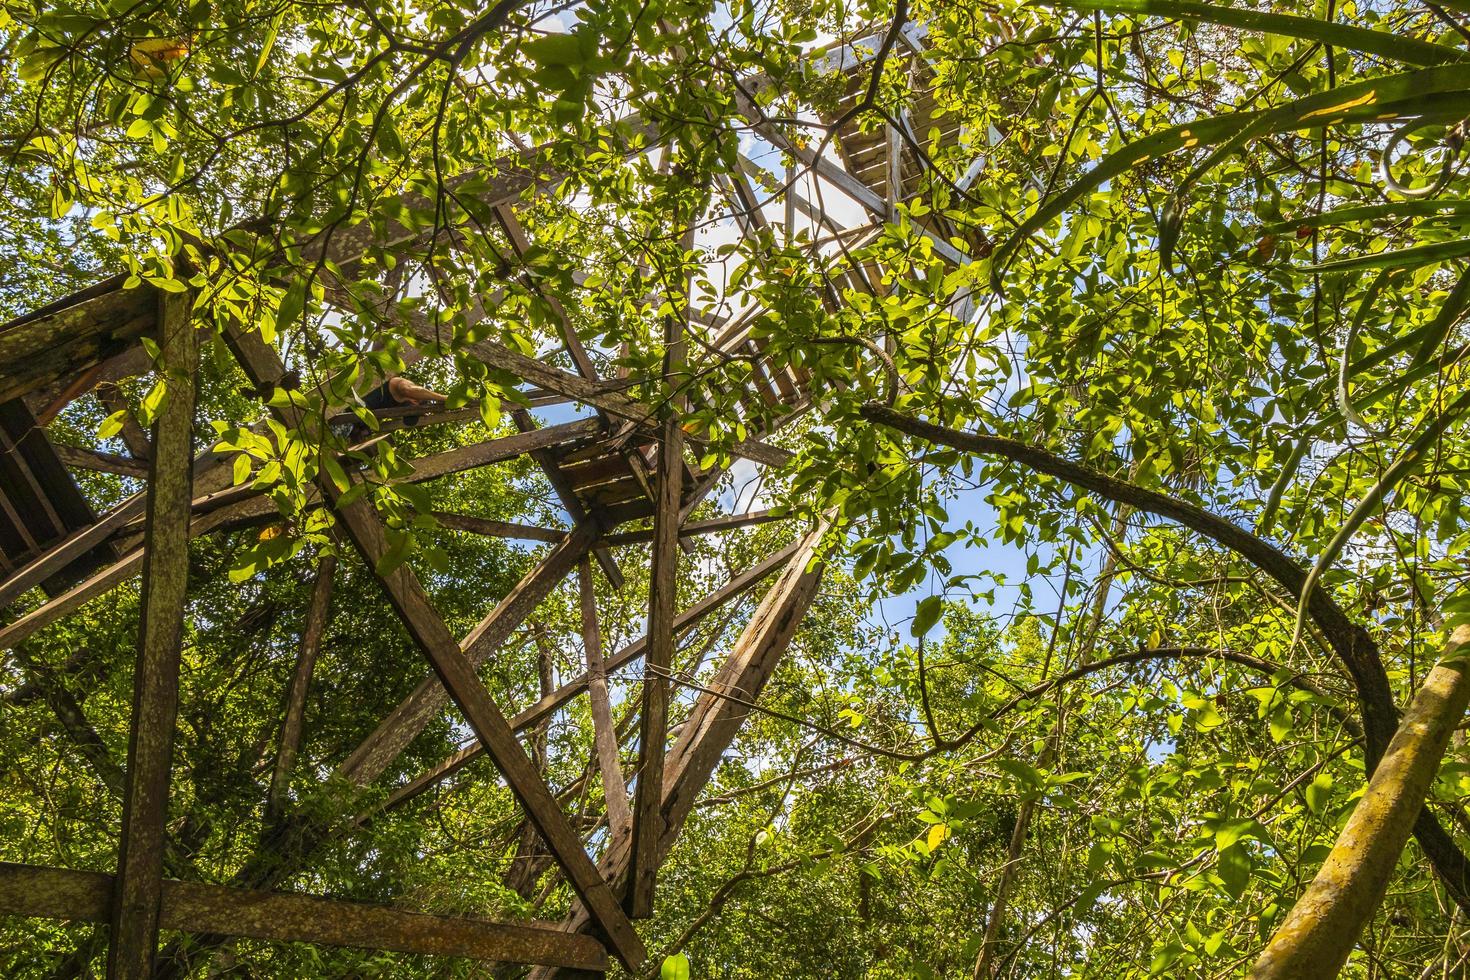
top-left (7, 0), bottom-right (1470, 975)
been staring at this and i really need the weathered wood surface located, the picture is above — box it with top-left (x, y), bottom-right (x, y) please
top-left (435, 512), bottom-right (569, 543)
top-left (326, 483), bottom-right (646, 971)
top-left (527, 523), bottom-right (827, 980)
top-left (0, 277), bottom-right (154, 405)
top-left (337, 522), bottom-right (599, 786)
top-left (0, 862), bottom-right (608, 971)
top-left (629, 413), bottom-right (685, 917)
top-left (602, 509), bottom-right (779, 546)
top-left (53, 444), bottom-right (150, 479)
top-left (579, 559), bottom-right (632, 841)
top-left (369, 540), bottom-right (801, 816)
top-left (107, 288), bottom-right (198, 980)
top-left (267, 553), bottom-right (338, 821)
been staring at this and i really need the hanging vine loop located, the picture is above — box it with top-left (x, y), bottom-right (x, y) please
top-left (1380, 118), bottom-right (1467, 198)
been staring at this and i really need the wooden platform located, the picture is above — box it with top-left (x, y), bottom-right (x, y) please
top-left (0, 398), bottom-right (114, 592)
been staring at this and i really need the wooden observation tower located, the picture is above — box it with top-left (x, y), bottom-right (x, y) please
top-left (0, 23), bottom-right (981, 978)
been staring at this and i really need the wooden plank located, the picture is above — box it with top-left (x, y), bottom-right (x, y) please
top-left (0, 422), bottom-right (68, 539)
top-left (108, 287), bottom-right (198, 980)
top-left (395, 418), bottom-right (602, 484)
top-left (579, 559), bottom-right (632, 841)
top-left (0, 281), bottom-right (155, 405)
top-left (0, 862), bottom-right (608, 971)
top-left (367, 541), bottom-right (800, 817)
top-left (337, 522), bottom-right (598, 787)
top-left (267, 553), bottom-right (337, 822)
top-left (509, 408), bottom-right (625, 589)
top-left (326, 487), bottom-right (645, 971)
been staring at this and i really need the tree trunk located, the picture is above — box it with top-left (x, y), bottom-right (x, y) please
top-left (1251, 623), bottom-right (1470, 978)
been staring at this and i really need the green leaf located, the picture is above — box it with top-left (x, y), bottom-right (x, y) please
top-left (1305, 773), bottom-right (1333, 816)
top-left (98, 410), bottom-right (128, 440)
top-left (523, 32), bottom-right (586, 68)
top-left (660, 953), bottom-right (691, 980)
top-left (1216, 844), bottom-right (1252, 900)
top-left (993, 65), bottom-right (1470, 284)
top-left (232, 453), bottom-right (252, 486)
top-left (911, 595), bottom-right (943, 637)
top-left (1213, 818), bottom-right (1259, 851)
top-left (138, 380), bottom-right (168, 426)
top-left (256, 10), bottom-right (286, 77)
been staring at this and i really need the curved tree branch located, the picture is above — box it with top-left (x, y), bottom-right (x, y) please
top-left (860, 402), bottom-right (1470, 912)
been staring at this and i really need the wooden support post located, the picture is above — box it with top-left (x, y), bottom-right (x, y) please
top-left (628, 411), bottom-right (682, 917)
top-left (107, 288), bottom-right (197, 980)
top-left (628, 222), bottom-right (692, 917)
top-left (267, 553), bottom-right (337, 822)
top-left (579, 559), bottom-right (631, 841)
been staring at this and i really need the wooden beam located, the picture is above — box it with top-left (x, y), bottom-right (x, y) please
top-left (326, 487), bottom-right (645, 971)
top-left (337, 522), bottom-right (598, 786)
top-left (579, 559), bottom-right (631, 842)
top-left (216, 320), bottom-right (646, 969)
top-left (602, 509), bottom-right (780, 546)
top-left (659, 521), bottom-right (827, 837)
top-left (0, 278), bottom-right (155, 405)
top-left (366, 541), bottom-right (800, 817)
top-left (434, 512), bottom-right (568, 543)
top-left (0, 492), bottom-right (146, 608)
top-left (0, 423), bottom-right (599, 650)
top-left (267, 553), bottom-right (337, 822)
top-left (391, 418), bottom-right (602, 484)
top-left (53, 444), bottom-right (150, 479)
top-left (108, 288), bottom-right (198, 980)
top-left (0, 862), bottom-right (608, 971)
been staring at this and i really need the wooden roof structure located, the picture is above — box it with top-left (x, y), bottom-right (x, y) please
top-left (0, 26), bottom-right (981, 979)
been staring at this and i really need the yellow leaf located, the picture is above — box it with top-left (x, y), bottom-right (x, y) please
top-left (129, 38), bottom-right (190, 77)
top-left (926, 823), bottom-right (949, 851)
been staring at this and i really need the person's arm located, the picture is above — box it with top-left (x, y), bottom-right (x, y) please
top-left (386, 376), bottom-right (447, 404)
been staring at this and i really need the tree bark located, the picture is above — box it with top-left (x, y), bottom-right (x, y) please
top-left (1250, 623), bottom-right (1470, 978)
